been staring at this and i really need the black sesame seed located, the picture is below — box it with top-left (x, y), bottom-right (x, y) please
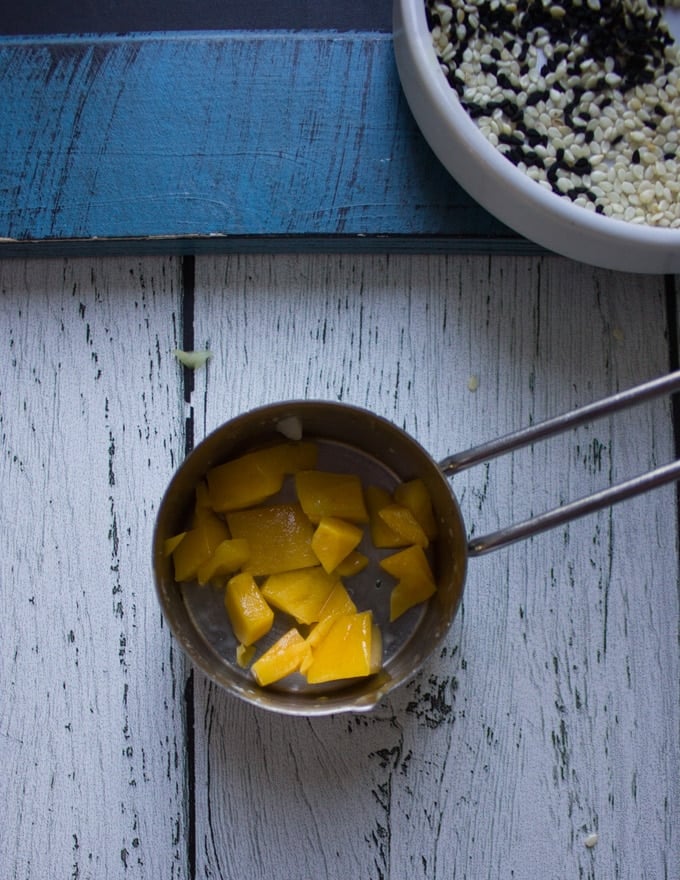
top-left (464, 102), bottom-right (487, 119)
top-left (498, 132), bottom-right (525, 147)
top-left (572, 157), bottom-right (593, 175)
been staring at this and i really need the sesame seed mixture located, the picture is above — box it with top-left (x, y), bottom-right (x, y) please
top-left (427, 0), bottom-right (680, 226)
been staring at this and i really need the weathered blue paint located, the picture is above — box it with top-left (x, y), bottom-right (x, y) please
top-left (0, 31), bottom-right (527, 255)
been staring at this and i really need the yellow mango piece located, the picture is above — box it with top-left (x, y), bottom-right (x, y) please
top-left (254, 441), bottom-right (318, 475)
top-left (305, 611), bottom-right (374, 684)
top-left (389, 576), bottom-right (437, 622)
top-left (236, 643), bottom-right (256, 668)
top-left (261, 567), bottom-right (339, 625)
top-left (207, 442), bottom-right (318, 512)
top-left (295, 470), bottom-right (368, 524)
top-left (311, 516), bottom-right (364, 574)
top-left (191, 507), bottom-right (231, 546)
top-left (393, 478), bottom-right (438, 540)
top-left (226, 503), bottom-right (317, 576)
top-left (365, 485), bottom-right (404, 548)
top-left (378, 503), bottom-right (429, 548)
top-left (163, 532), bottom-right (186, 557)
top-left (317, 580), bottom-right (357, 621)
top-left (251, 628), bottom-right (309, 686)
top-left (333, 550), bottom-right (369, 577)
top-left (299, 581), bottom-right (359, 673)
top-left (224, 572), bottom-right (275, 646)
top-left (172, 514), bottom-right (229, 583)
top-left (379, 544), bottom-right (435, 582)
top-left (380, 545), bottom-right (437, 621)
top-left (196, 538), bottom-right (250, 585)
top-left (207, 454), bottom-right (283, 512)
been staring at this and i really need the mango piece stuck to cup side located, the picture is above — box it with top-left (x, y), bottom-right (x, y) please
top-left (207, 441), bottom-right (318, 512)
top-left (393, 478), bottom-right (438, 540)
top-left (379, 545), bottom-right (437, 621)
top-left (365, 485), bottom-right (405, 548)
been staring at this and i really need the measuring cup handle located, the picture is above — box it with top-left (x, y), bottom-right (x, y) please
top-left (439, 371), bottom-right (680, 557)
top-left (467, 460), bottom-right (680, 556)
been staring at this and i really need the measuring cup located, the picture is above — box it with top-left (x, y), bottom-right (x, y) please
top-left (152, 371), bottom-right (680, 715)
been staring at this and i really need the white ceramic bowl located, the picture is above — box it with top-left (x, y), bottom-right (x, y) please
top-left (393, 0), bottom-right (680, 273)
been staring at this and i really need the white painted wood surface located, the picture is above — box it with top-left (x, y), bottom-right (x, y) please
top-left (0, 258), bottom-right (189, 878)
top-left (1, 253), bottom-right (678, 879)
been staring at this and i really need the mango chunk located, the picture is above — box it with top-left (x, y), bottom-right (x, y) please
top-left (311, 516), bottom-right (364, 574)
top-left (378, 503), bottom-right (429, 548)
top-left (226, 503), bottom-right (317, 576)
top-left (389, 577), bottom-right (437, 622)
top-left (207, 442), bottom-right (318, 512)
top-left (393, 478), bottom-right (438, 540)
top-left (300, 582), bottom-right (359, 672)
top-left (196, 538), bottom-right (250, 585)
top-left (305, 611), bottom-right (374, 684)
top-left (333, 550), bottom-right (369, 577)
top-left (365, 485), bottom-right (404, 548)
top-left (163, 532), bottom-right (186, 557)
top-left (236, 643), bottom-right (256, 668)
top-left (190, 507), bottom-right (232, 547)
top-left (295, 470), bottom-right (369, 524)
top-left (379, 544), bottom-right (435, 582)
top-left (261, 567), bottom-right (339, 625)
top-left (255, 440), bottom-right (318, 475)
top-left (318, 580), bottom-right (357, 619)
top-left (172, 513), bottom-right (230, 582)
top-left (251, 628), bottom-right (309, 686)
top-left (224, 572), bottom-right (275, 646)
top-left (380, 545), bottom-right (437, 621)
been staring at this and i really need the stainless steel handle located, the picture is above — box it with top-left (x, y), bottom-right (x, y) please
top-left (439, 371), bottom-right (680, 557)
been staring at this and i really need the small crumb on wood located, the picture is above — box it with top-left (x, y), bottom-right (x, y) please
top-left (467, 375), bottom-right (479, 392)
top-left (612, 327), bottom-right (624, 342)
top-left (173, 349), bottom-right (212, 369)
top-left (584, 832), bottom-right (598, 848)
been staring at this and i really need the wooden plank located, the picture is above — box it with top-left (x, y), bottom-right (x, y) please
top-left (4, 0), bottom-right (393, 35)
top-left (190, 253), bottom-right (679, 879)
top-left (0, 32), bottom-right (526, 256)
top-left (0, 257), bottom-right (189, 879)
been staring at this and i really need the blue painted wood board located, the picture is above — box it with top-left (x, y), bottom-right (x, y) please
top-left (0, 31), bottom-right (532, 256)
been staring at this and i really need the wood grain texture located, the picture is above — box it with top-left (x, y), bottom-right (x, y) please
top-left (190, 254), bottom-right (679, 880)
top-left (0, 32), bottom-right (524, 256)
top-left (0, 257), bottom-right (189, 879)
top-left (2, 253), bottom-right (677, 880)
